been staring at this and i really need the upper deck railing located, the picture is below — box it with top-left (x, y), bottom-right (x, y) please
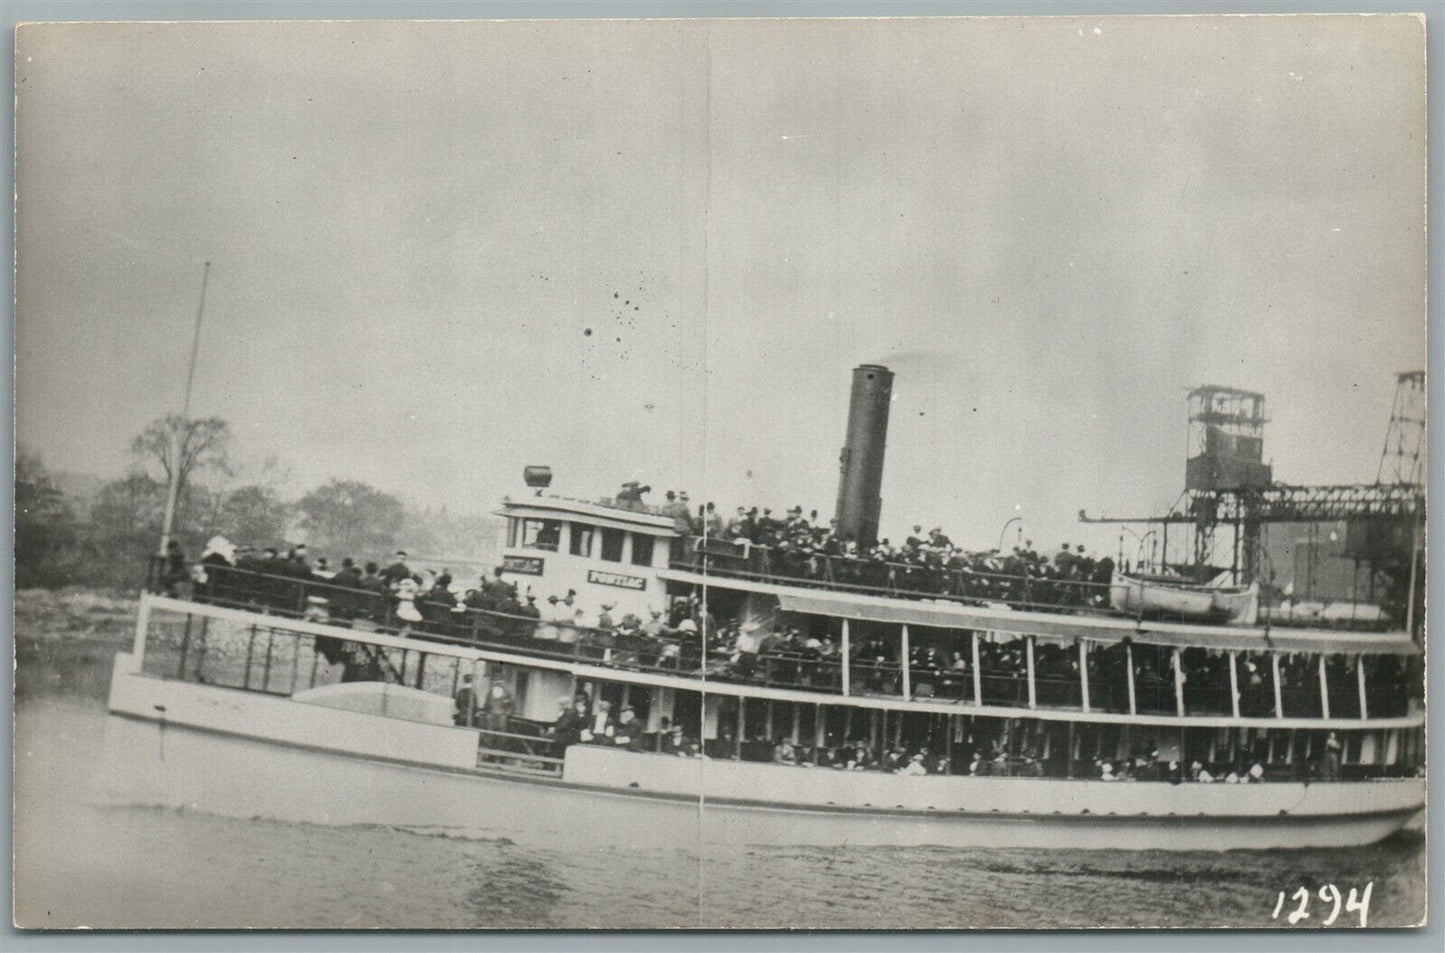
top-left (147, 558), bottom-right (1418, 726)
top-left (668, 536), bottom-right (1397, 632)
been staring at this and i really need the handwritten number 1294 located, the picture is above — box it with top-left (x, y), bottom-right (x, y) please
top-left (1271, 883), bottom-right (1373, 927)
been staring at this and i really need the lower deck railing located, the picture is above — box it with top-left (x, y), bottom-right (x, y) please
top-left (132, 595), bottom-right (1425, 786)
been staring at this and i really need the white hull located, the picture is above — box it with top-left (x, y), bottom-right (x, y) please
top-left (104, 658), bottom-right (1423, 852)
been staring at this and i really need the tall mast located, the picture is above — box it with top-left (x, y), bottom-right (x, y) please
top-left (157, 261), bottom-right (211, 557)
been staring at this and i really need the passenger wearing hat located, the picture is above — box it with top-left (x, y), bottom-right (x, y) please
top-left (533, 595), bottom-right (561, 642)
top-left (518, 593), bottom-right (542, 638)
top-left (1054, 544), bottom-right (1075, 574)
top-left (555, 591), bottom-right (582, 646)
top-left (615, 612), bottom-right (645, 667)
top-left (580, 699), bottom-right (614, 744)
top-left (661, 723), bottom-right (698, 758)
top-left (393, 578), bottom-right (424, 625)
top-left (454, 674), bottom-right (479, 727)
top-left (613, 705), bottom-right (645, 751)
top-left (592, 603), bottom-right (618, 664)
top-left (382, 550), bottom-right (412, 585)
top-left (550, 695), bottom-right (588, 746)
top-left (450, 585), bottom-right (471, 615)
top-left (742, 508), bottom-right (759, 542)
top-left (282, 544), bottom-right (312, 579)
top-left (483, 565), bottom-right (514, 602)
top-left (464, 578), bottom-right (495, 613)
top-left (772, 738), bottom-right (799, 765)
top-left (248, 547), bottom-right (283, 606)
top-left (200, 535), bottom-right (236, 567)
top-left (482, 673), bottom-right (515, 732)
top-left (702, 502), bottom-right (725, 538)
top-left (662, 490), bottom-right (692, 533)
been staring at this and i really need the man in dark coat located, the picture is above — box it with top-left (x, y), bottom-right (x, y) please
top-left (661, 724), bottom-right (699, 757)
top-left (454, 674), bottom-right (479, 727)
top-left (550, 696), bottom-right (588, 747)
top-left (381, 551), bottom-right (412, 586)
top-left (518, 594), bottom-right (542, 639)
top-left (483, 566), bottom-right (514, 603)
top-left (613, 705), bottom-right (646, 751)
top-left (284, 544), bottom-right (313, 580)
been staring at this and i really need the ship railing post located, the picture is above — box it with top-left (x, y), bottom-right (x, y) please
top-left (177, 614), bottom-right (193, 679)
top-left (1228, 650), bottom-right (1240, 719)
top-left (971, 631), bottom-right (983, 706)
top-left (1272, 653), bottom-right (1285, 720)
top-left (1078, 639), bottom-right (1090, 714)
top-left (132, 596), bottom-right (152, 671)
top-left (243, 625), bottom-right (257, 691)
top-left (900, 624), bottom-right (912, 701)
top-left (468, 657), bottom-right (482, 729)
top-left (289, 632), bottom-right (301, 695)
top-left (1025, 635), bottom-right (1037, 710)
top-left (1173, 647), bottom-right (1185, 717)
top-left (1125, 641), bottom-right (1137, 716)
top-left (736, 698), bottom-right (746, 760)
top-left (1318, 655), bottom-right (1331, 720)
top-left (841, 619), bottom-right (851, 697)
top-left (261, 628), bottom-right (275, 693)
top-left (1357, 654), bottom-right (1368, 721)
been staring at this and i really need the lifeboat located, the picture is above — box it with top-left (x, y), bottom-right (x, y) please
top-left (1109, 571), bottom-right (1258, 624)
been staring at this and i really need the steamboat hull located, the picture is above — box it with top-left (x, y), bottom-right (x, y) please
top-left (104, 660), bottom-right (1423, 853)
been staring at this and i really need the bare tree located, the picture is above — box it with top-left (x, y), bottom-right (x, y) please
top-left (131, 415), bottom-right (233, 497)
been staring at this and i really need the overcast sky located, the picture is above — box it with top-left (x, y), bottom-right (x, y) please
top-left (15, 15), bottom-right (1426, 555)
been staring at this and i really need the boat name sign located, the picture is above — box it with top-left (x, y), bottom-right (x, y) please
top-left (502, 555), bottom-right (545, 576)
top-left (588, 569), bottom-right (647, 591)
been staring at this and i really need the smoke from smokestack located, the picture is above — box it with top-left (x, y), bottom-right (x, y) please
top-left (834, 364), bottom-right (893, 547)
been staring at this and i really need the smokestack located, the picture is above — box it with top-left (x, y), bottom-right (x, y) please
top-left (834, 364), bottom-right (893, 547)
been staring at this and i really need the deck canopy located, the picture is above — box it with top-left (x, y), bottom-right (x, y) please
top-left (774, 590), bottom-right (1419, 656)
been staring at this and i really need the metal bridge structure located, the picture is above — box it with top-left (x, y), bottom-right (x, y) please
top-left (1079, 373), bottom-right (1425, 639)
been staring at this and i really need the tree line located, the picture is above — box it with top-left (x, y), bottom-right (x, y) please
top-left (16, 415), bottom-right (498, 590)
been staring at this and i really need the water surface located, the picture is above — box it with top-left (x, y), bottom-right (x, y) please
top-left (12, 634), bottom-right (1426, 929)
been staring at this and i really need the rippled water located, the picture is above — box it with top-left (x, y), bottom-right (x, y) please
top-left (13, 664), bottom-right (1428, 929)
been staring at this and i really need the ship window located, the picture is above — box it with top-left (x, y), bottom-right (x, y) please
top-left (600, 528), bottom-right (625, 562)
top-left (519, 518), bottom-right (561, 551)
top-left (507, 518), bottom-right (519, 548)
top-left (570, 523), bottom-right (595, 557)
top-left (631, 533), bottom-right (654, 567)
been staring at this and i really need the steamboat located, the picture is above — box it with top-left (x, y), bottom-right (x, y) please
top-left (104, 366), bottom-right (1426, 851)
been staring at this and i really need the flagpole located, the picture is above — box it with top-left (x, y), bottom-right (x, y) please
top-left (158, 261), bottom-right (211, 557)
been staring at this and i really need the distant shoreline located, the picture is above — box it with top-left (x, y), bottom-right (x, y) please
top-left (15, 588), bottom-right (138, 704)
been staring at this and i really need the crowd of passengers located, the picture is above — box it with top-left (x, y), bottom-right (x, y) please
top-left (170, 535), bottom-right (1413, 718)
top-left (613, 483), bottom-right (1117, 610)
top-left (523, 688), bottom-right (1363, 783)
